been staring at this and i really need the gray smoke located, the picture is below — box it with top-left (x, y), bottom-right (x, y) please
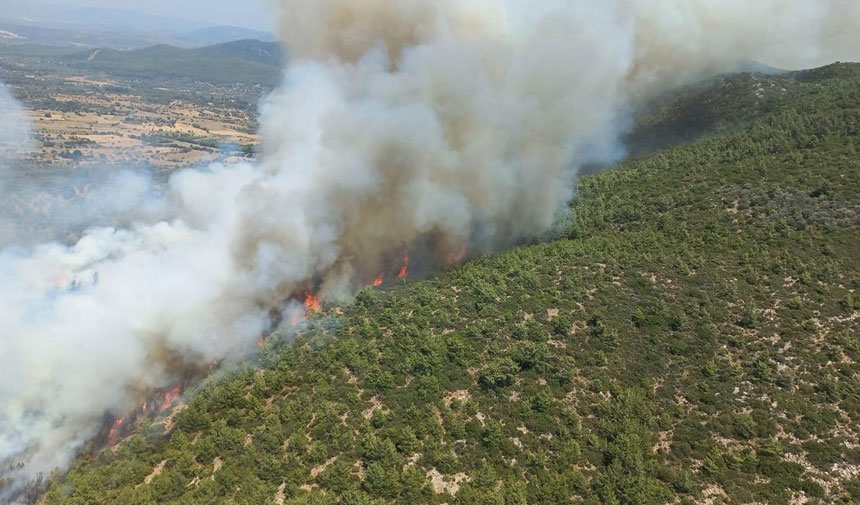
top-left (0, 82), bottom-right (32, 178)
top-left (0, 84), bottom-right (31, 151)
top-left (0, 83), bottom-right (162, 248)
top-left (1, 0), bottom-right (858, 498)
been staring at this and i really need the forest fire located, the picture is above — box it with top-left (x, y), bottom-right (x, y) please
top-left (107, 417), bottom-right (125, 443)
top-left (281, 291), bottom-right (323, 328)
top-left (158, 386), bottom-right (181, 413)
top-left (397, 251), bottom-right (409, 279)
top-left (446, 245), bottom-right (469, 264)
top-left (104, 385), bottom-right (184, 446)
top-left (304, 292), bottom-right (321, 314)
top-left (372, 274), bottom-right (384, 287)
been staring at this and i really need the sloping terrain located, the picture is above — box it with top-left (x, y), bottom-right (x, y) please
top-left (38, 64), bottom-right (860, 505)
top-left (184, 27), bottom-right (276, 47)
top-left (61, 40), bottom-right (283, 86)
top-left (625, 71), bottom-right (797, 157)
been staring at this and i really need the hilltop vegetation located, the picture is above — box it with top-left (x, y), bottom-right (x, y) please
top-left (62, 40), bottom-right (283, 86)
top-left (625, 70), bottom-right (797, 156)
top-left (38, 64), bottom-right (860, 505)
top-left (0, 39), bottom-right (282, 106)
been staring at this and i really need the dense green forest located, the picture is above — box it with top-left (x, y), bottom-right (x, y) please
top-left (41, 63), bottom-right (860, 505)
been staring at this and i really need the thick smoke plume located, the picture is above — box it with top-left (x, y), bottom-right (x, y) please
top-left (1, 0), bottom-right (858, 498)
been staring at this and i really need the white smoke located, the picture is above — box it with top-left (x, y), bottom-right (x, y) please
top-left (1, 0), bottom-right (858, 498)
top-left (0, 83), bottom-right (157, 248)
top-left (0, 82), bottom-right (32, 171)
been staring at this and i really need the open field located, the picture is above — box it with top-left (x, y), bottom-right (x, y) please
top-left (26, 87), bottom-right (257, 169)
top-left (0, 41), bottom-right (276, 170)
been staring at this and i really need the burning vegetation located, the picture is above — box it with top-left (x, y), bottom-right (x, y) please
top-left (103, 385), bottom-right (185, 446)
top-left (2, 0), bottom-right (858, 501)
top-left (40, 62), bottom-right (860, 505)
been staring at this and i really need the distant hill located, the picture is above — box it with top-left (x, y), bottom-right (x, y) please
top-left (625, 71), bottom-right (798, 157)
top-left (184, 26), bottom-right (276, 47)
top-left (0, 2), bottom-right (274, 50)
top-left (0, 3), bottom-right (206, 49)
top-left (0, 21), bottom-right (177, 50)
top-left (191, 39), bottom-right (282, 66)
top-left (36, 63), bottom-right (860, 505)
top-left (61, 40), bottom-right (283, 86)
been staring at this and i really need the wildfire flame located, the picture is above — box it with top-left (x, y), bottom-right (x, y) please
top-left (108, 416), bottom-right (125, 443)
top-left (158, 386), bottom-right (181, 413)
top-left (446, 245), bottom-right (469, 264)
top-left (372, 274), bottom-right (384, 287)
top-left (397, 251), bottom-right (409, 280)
top-left (304, 292), bottom-right (321, 315)
top-left (108, 385), bottom-right (180, 445)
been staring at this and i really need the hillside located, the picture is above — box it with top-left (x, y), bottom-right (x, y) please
top-left (184, 27), bottom-right (276, 47)
top-left (0, 40), bottom-right (283, 90)
top-left (61, 40), bottom-right (283, 86)
top-left (625, 71), bottom-right (795, 157)
top-left (36, 64), bottom-right (860, 505)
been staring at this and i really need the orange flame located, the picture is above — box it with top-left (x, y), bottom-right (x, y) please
top-left (446, 245), bottom-right (469, 264)
top-left (397, 251), bottom-right (409, 279)
top-left (372, 274), bottom-right (384, 287)
top-left (304, 292), bottom-right (321, 315)
top-left (158, 386), bottom-right (181, 413)
top-left (257, 335), bottom-right (265, 348)
top-left (108, 416), bottom-right (125, 442)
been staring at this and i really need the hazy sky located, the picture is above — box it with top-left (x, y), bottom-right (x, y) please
top-left (54, 0), bottom-right (274, 31)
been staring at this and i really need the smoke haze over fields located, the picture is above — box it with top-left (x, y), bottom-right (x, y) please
top-left (1, 0), bottom-right (859, 499)
top-left (0, 83), bottom-right (32, 159)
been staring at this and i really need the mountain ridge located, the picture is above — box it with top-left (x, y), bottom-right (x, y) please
top-left (20, 62), bottom-right (860, 505)
top-left (58, 39), bottom-right (283, 86)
